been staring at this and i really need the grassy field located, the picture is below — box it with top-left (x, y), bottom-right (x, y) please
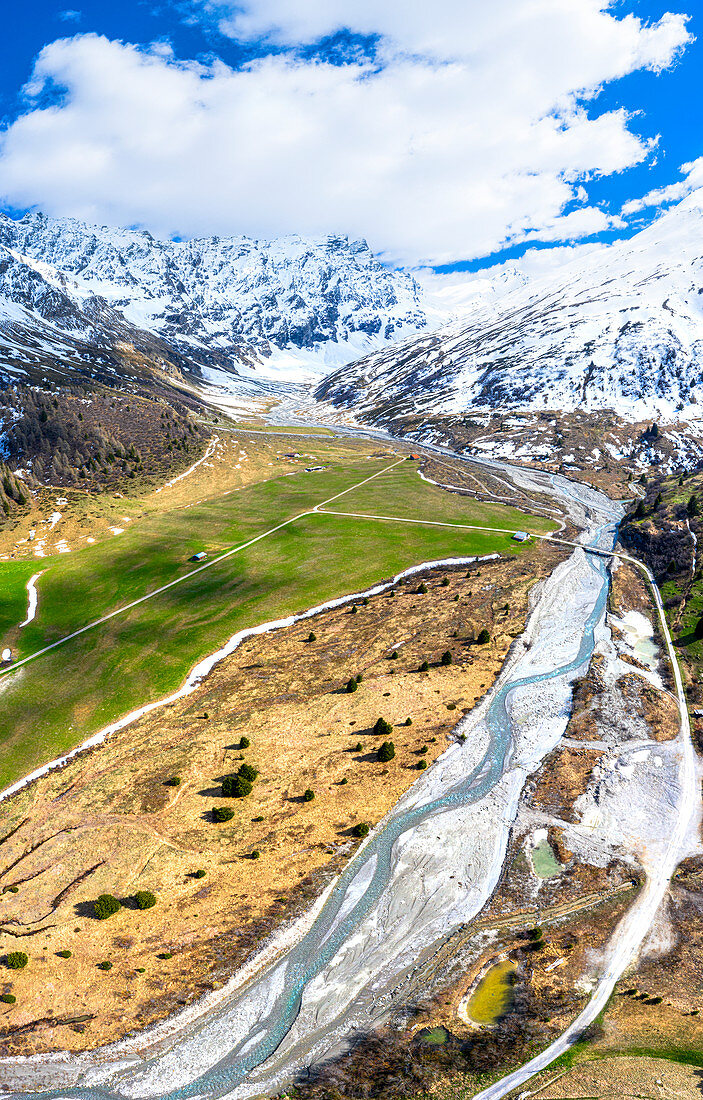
top-left (0, 457), bottom-right (556, 791)
top-left (0, 560), bottom-right (44, 639)
top-left (319, 461), bottom-right (556, 533)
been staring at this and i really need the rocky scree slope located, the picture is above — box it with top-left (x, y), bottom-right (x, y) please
top-left (0, 243), bottom-right (224, 390)
top-left (0, 214), bottom-right (431, 384)
top-left (316, 191), bottom-right (703, 424)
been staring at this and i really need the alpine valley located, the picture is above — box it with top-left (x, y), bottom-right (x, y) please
top-left (3, 193), bottom-right (703, 484)
top-left (6, 189), bottom-right (703, 1100)
top-left (0, 213), bottom-right (434, 391)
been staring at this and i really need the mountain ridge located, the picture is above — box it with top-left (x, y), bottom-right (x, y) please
top-left (317, 191), bottom-right (703, 425)
top-left (0, 213), bottom-right (434, 386)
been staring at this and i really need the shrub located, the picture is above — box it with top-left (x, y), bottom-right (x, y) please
top-left (57, 950), bottom-right (72, 959)
top-left (134, 890), bottom-right (157, 910)
top-left (222, 774), bottom-right (253, 798)
top-left (405, 717), bottom-right (412, 726)
top-left (477, 629), bottom-right (491, 644)
top-left (378, 741), bottom-right (395, 762)
top-left (213, 807), bottom-right (235, 822)
top-left (193, 870), bottom-right (206, 879)
top-left (251, 850), bottom-right (261, 860)
top-left (441, 577), bottom-right (449, 587)
top-left (417, 583), bottom-right (428, 594)
top-left (136, 967), bottom-right (146, 973)
top-left (97, 961), bottom-right (113, 971)
top-left (418, 759), bottom-right (428, 770)
top-left (454, 594), bottom-right (460, 602)
top-left (307, 631), bottom-right (316, 642)
top-left (355, 673), bottom-right (363, 683)
top-left (419, 745), bottom-right (428, 754)
top-left (239, 736), bottom-right (251, 749)
top-left (0, 993), bottom-right (16, 1004)
top-left (694, 616), bottom-right (703, 640)
top-left (94, 894), bottom-right (121, 921)
top-left (5, 952), bottom-right (28, 970)
top-left (339, 777), bottom-right (348, 785)
top-left (362, 597), bottom-right (369, 606)
top-left (419, 660), bottom-right (429, 672)
top-left (157, 952), bottom-right (173, 959)
top-left (390, 650), bottom-right (398, 660)
top-left (373, 717), bottom-right (393, 737)
top-left (354, 742), bottom-right (363, 752)
top-left (688, 495), bottom-right (700, 517)
top-left (350, 605), bottom-right (358, 614)
top-left (303, 789), bottom-right (315, 802)
top-left (346, 678), bottom-right (358, 693)
top-left (441, 650), bottom-right (453, 666)
top-left (352, 822), bottom-right (370, 838)
top-left (164, 777), bottom-right (181, 787)
top-left (237, 763), bottom-right (259, 783)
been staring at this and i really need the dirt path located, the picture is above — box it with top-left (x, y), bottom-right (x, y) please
top-left (0, 458), bottom-right (406, 688)
top-left (472, 554), bottom-right (699, 1100)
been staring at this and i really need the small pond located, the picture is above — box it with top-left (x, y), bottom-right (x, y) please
top-left (464, 959), bottom-right (517, 1026)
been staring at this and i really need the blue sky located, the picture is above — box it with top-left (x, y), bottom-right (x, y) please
top-left (0, 1), bottom-right (700, 271)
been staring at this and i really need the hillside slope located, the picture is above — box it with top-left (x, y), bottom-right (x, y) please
top-left (317, 191), bottom-right (703, 424)
top-left (0, 214), bottom-right (433, 384)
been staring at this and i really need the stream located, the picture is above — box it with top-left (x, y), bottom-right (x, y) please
top-left (2, 460), bottom-right (624, 1100)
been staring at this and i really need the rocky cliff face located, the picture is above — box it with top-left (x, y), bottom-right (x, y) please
top-left (0, 243), bottom-right (223, 390)
top-left (0, 214), bottom-right (431, 383)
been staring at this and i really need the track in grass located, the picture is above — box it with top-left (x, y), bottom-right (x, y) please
top-left (0, 457), bottom-right (556, 791)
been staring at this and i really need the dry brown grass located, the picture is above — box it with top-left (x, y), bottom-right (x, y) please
top-left (518, 1055), bottom-right (703, 1098)
top-left (0, 552), bottom-right (558, 1055)
top-left (0, 431), bottom-right (385, 562)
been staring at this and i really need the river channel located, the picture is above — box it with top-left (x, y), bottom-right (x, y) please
top-left (3, 466), bottom-right (622, 1100)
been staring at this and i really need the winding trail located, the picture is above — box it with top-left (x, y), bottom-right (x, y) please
top-left (154, 437), bottom-right (220, 494)
top-left (471, 553), bottom-right (698, 1100)
top-left (0, 442), bottom-right (697, 1100)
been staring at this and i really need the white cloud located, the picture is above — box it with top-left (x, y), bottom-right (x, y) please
top-left (208, 0), bottom-right (689, 75)
top-left (622, 156), bottom-right (703, 215)
top-left (0, 2), bottom-right (693, 266)
top-left (416, 239), bottom-right (608, 315)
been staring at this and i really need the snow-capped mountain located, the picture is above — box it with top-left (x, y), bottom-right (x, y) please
top-left (0, 213), bottom-right (433, 385)
top-left (0, 243), bottom-right (221, 389)
top-left (317, 191), bottom-right (703, 424)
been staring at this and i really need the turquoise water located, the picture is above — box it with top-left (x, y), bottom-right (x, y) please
top-left (10, 514), bottom-right (617, 1100)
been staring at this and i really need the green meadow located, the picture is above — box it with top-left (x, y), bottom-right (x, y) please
top-left (0, 458), bottom-right (555, 791)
